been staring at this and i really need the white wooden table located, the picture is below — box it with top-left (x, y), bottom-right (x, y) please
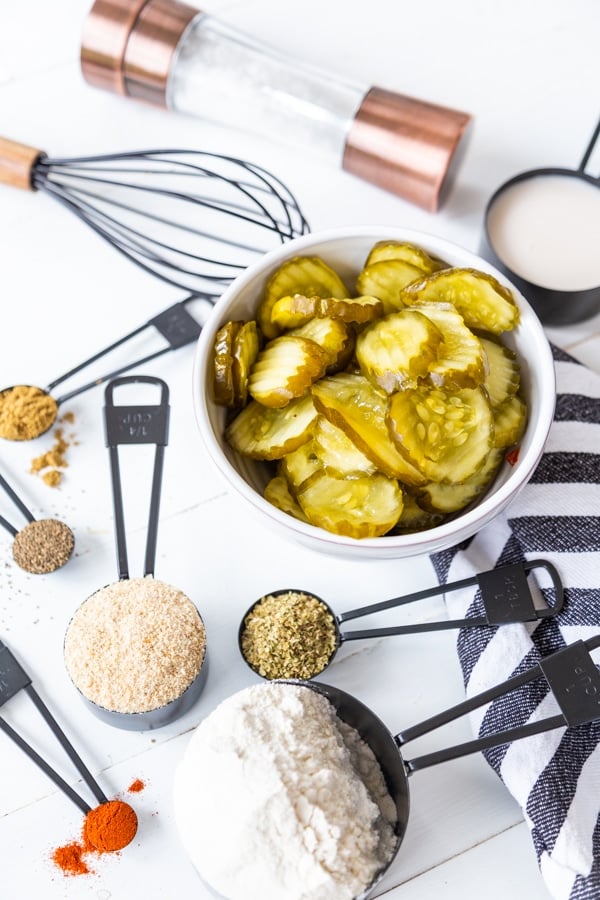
top-left (0, 1), bottom-right (599, 898)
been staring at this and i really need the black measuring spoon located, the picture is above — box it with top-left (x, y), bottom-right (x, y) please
top-left (0, 471), bottom-right (74, 573)
top-left (63, 375), bottom-right (208, 730)
top-left (0, 293), bottom-right (211, 440)
top-left (287, 633), bottom-right (600, 899)
top-left (239, 559), bottom-right (563, 679)
top-left (0, 639), bottom-right (108, 815)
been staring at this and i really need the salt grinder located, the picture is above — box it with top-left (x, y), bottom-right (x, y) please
top-left (80, 0), bottom-right (472, 211)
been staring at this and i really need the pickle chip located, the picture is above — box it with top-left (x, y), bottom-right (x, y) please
top-left (313, 417), bottom-right (377, 478)
top-left (225, 394), bottom-right (317, 459)
top-left (356, 259), bottom-right (425, 313)
top-left (257, 256), bottom-right (348, 338)
top-left (356, 309), bottom-right (443, 393)
top-left (402, 268), bottom-right (520, 334)
top-left (271, 293), bottom-right (383, 328)
top-left (480, 336), bottom-right (521, 407)
top-left (297, 470), bottom-right (404, 539)
top-left (248, 335), bottom-right (329, 408)
top-left (365, 240), bottom-right (445, 274)
top-left (414, 301), bottom-right (486, 389)
top-left (264, 475), bottom-right (310, 523)
top-left (311, 373), bottom-right (426, 485)
top-left (280, 439), bottom-right (323, 493)
top-left (212, 320), bottom-right (243, 407)
top-left (417, 447), bottom-right (504, 514)
top-left (232, 320), bottom-right (260, 407)
top-left (493, 394), bottom-right (527, 449)
top-left (387, 384), bottom-right (494, 484)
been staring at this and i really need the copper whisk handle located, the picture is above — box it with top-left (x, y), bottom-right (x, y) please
top-left (0, 137), bottom-right (44, 190)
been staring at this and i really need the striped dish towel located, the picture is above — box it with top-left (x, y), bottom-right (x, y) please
top-left (431, 344), bottom-right (600, 900)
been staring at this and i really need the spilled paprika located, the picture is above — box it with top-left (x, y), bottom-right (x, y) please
top-left (52, 799), bottom-right (138, 876)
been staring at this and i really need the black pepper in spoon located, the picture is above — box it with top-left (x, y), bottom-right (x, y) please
top-left (0, 472), bottom-right (74, 573)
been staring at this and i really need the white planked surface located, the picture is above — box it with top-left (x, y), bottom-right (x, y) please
top-left (0, 1), bottom-right (599, 898)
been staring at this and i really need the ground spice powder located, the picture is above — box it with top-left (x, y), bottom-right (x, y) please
top-left (12, 518), bottom-right (74, 574)
top-left (30, 426), bottom-right (71, 488)
top-left (127, 778), bottom-right (145, 794)
top-left (52, 800), bottom-right (138, 877)
top-left (0, 385), bottom-right (58, 441)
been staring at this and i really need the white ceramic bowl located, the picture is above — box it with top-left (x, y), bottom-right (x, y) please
top-left (192, 226), bottom-right (555, 559)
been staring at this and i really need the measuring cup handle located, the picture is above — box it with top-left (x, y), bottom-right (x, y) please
top-left (0, 471), bottom-right (35, 535)
top-left (103, 376), bottom-right (170, 580)
top-left (579, 117), bottom-right (600, 181)
top-left (397, 635), bottom-right (600, 773)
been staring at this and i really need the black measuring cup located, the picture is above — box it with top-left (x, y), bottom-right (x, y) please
top-left (239, 559), bottom-right (563, 679)
top-left (481, 118), bottom-right (600, 325)
top-left (0, 294), bottom-right (209, 440)
top-left (289, 633), bottom-right (600, 899)
top-left (63, 375), bottom-right (208, 730)
top-left (0, 471), bottom-right (74, 573)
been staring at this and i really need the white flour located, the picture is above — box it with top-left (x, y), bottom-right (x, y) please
top-left (173, 682), bottom-right (398, 900)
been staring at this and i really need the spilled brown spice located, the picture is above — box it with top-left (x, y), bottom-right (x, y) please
top-left (30, 413), bottom-right (77, 487)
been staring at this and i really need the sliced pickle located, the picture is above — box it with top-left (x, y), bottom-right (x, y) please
top-left (387, 385), bottom-right (494, 483)
top-left (311, 373), bottom-right (426, 485)
top-left (356, 309), bottom-right (443, 393)
top-left (225, 394), bottom-right (317, 459)
top-left (402, 268), bottom-right (520, 334)
top-left (257, 256), bottom-right (348, 339)
top-left (296, 470), bottom-right (404, 538)
top-left (414, 301), bottom-right (486, 389)
top-left (271, 293), bottom-right (383, 328)
top-left (212, 320), bottom-right (242, 407)
top-left (264, 475), bottom-right (310, 523)
top-left (248, 335), bottom-right (329, 408)
top-left (232, 320), bottom-right (260, 407)
top-left (280, 440), bottom-right (323, 492)
top-left (313, 417), bottom-right (377, 477)
top-left (480, 336), bottom-right (521, 407)
top-left (493, 394), bottom-right (527, 449)
top-left (356, 259), bottom-right (424, 313)
top-left (417, 448), bottom-right (504, 514)
top-left (390, 492), bottom-right (446, 534)
top-left (365, 240), bottom-right (445, 274)
top-left (288, 316), bottom-right (354, 371)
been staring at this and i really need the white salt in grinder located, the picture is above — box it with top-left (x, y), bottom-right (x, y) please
top-left (80, 0), bottom-right (472, 211)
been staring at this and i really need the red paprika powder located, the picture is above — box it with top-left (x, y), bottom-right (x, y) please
top-left (52, 799), bottom-right (138, 876)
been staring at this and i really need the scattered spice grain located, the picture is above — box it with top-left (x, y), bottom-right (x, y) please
top-left (127, 778), bottom-right (145, 794)
top-left (240, 590), bottom-right (337, 679)
top-left (11, 518), bottom-right (74, 574)
top-left (30, 425), bottom-right (71, 488)
top-left (0, 385), bottom-right (58, 441)
top-left (64, 577), bottom-right (206, 714)
top-left (51, 841), bottom-right (91, 876)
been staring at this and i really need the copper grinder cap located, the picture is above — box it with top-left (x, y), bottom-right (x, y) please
top-left (80, 0), bottom-right (199, 105)
top-left (343, 87), bottom-right (472, 212)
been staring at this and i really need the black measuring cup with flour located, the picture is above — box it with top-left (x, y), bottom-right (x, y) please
top-left (239, 559), bottom-right (564, 680)
top-left (0, 471), bottom-right (74, 573)
top-left (0, 295), bottom-right (209, 441)
top-left (63, 375), bottom-right (208, 730)
top-left (290, 633), bottom-right (600, 899)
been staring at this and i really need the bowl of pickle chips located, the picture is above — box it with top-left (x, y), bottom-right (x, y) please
top-left (192, 226), bottom-right (555, 559)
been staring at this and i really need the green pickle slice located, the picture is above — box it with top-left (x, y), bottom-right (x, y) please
top-left (311, 373), bottom-right (426, 485)
top-left (313, 417), bottom-right (377, 478)
top-left (257, 256), bottom-right (348, 338)
top-left (271, 293), bottom-right (383, 328)
top-left (297, 470), bottom-right (404, 538)
top-left (480, 336), bottom-right (521, 407)
top-left (356, 309), bottom-right (443, 393)
top-left (225, 395), bottom-right (317, 459)
top-left (356, 259), bottom-right (425, 313)
top-left (264, 475), bottom-right (310, 523)
top-left (414, 301), bottom-right (486, 389)
top-left (402, 268), bottom-right (520, 334)
top-left (365, 240), bottom-right (445, 274)
top-left (248, 335), bottom-right (329, 408)
top-left (212, 320), bottom-right (243, 407)
top-left (493, 394), bottom-right (527, 449)
top-left (387, 384), bottom-right (494, 483)
top-left (417, 447), bottom-right (504, 514)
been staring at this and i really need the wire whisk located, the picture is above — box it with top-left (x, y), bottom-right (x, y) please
top-left (0, 139), bottom-right (310, 296)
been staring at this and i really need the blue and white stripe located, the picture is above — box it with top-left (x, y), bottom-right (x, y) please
top-left (431, 345), bottom-right (600, 900)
